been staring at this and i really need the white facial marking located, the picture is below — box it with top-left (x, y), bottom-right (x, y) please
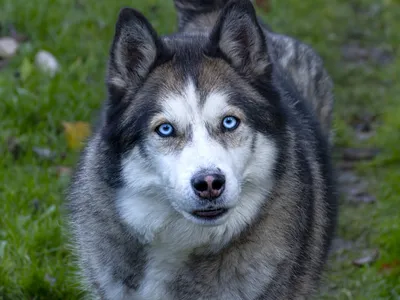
top-left (162, 79), bottom-right (198, 126)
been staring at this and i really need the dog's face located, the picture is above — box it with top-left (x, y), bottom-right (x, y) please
top-left (144, 80), bottom-right (249, 223)
top-left (104, 1), bottom-right (286, 243)
top-left (132, 71), bottom-right (277, 227)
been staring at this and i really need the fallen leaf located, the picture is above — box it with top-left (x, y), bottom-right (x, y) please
top-left (63, 121), bottom-right (91, 150)
top-left (379, 260), bottom-right (400, 273)
top-left (352, 249), bottom-right (379, 267)
top-left (255, 0), bottom-right (271, 13)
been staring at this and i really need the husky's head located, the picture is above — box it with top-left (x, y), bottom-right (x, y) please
top-left (103, 1), bottom-right (286, 246)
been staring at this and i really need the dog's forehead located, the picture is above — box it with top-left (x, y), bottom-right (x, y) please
top-left (160, 78), bottom-right (231, 124)
top-left (153, 53), bottom-right (241, 120)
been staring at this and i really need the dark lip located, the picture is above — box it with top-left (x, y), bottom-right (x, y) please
top-left (191, 208), bottom-right (228, 219)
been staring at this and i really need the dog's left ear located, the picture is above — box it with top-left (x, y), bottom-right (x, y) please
top-left (107, 8), bottom-right (161, 101)
top-left (209, 0), bottom-right (270, 78)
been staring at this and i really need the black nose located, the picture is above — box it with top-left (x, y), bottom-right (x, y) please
top-left (191, 171), bottom-right (226, 200)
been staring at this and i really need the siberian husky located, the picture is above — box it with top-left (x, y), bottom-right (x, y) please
top-left (67, 0), bottom-right (337, 299)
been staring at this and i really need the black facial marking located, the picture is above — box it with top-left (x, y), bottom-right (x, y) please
top-left (250, 133), bottom-right (258, 154)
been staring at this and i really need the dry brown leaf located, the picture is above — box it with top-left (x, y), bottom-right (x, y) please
top-left (255, 0), bottom-right (271, 13)
top-left (379, 259), bottom-right (400, 273)
top-left (63, 121), bottom-right (91, 150)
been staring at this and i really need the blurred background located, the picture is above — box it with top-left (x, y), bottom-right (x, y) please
top-left (0, 0), bottom-right (399, 299)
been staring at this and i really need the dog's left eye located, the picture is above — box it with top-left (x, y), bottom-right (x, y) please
top-left (156, 123), bottom-right (175, 137)
top-left (222, 116), bottom-right (240, 131)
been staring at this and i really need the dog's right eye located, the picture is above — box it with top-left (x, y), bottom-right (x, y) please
top-left (222, 116), bottom-right (240, 131)
top-left (155, 123), bottom-right (175, 137)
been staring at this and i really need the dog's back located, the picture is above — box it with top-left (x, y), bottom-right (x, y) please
top-left (175, 0), bottom-right (334, 139)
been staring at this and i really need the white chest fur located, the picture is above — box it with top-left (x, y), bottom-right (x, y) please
top-left (134, 245), bottom-right (188, 300)
top-left (132, 244), bottom-right (276, 300)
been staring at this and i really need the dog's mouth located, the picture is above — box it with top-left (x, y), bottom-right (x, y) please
top-left (191, 208), bottom-right (228, 220)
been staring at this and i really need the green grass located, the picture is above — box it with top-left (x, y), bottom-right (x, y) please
top-left (0, 0), bottom-right (399, 299)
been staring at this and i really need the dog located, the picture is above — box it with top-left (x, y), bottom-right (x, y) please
top-left (67, 0), bottom-right (337, 299)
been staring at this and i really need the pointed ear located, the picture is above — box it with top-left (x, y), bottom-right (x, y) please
top-left (209, 0), bottom-right (270, 78)
top-left (107, 8), bottom-right (160, 100)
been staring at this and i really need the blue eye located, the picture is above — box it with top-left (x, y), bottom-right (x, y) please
top-left (222, 116), bottom-right (240, 131)
top-left (156, 123), bottom-right (175, 137)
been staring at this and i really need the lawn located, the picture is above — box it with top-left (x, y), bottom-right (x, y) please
top-left (0, 0), bottom-right (399, 299)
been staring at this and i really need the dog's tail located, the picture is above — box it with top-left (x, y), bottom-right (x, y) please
top-left (173, 0), bottom-right (226, 33)
top-left (174, 0), bottom-right (257, 33)
top-left (174, 0), bottom-right (272, 36)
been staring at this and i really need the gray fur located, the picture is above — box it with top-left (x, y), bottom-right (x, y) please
top-left (175, 0), bottom-right (334, 139)
top-left (67, 1), bottom-right (337, 299)
top-left (107, 8), bottom-right (159, 92)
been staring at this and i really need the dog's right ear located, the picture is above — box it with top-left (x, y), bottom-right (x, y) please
top-left (209, 0), bottom-right (270, 79)
top-left (107, 8), bottom-right (160, 102)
